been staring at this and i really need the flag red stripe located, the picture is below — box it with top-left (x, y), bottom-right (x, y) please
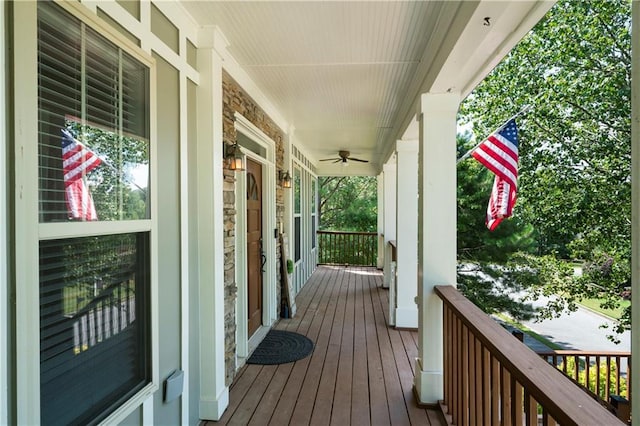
top-left (472, 119), bottom-right (520, 231)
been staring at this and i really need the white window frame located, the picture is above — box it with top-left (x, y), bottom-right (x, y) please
top-left (12, 2), bottom-right (158, 424)
top-left (0, 2), bottom-right (8, 424)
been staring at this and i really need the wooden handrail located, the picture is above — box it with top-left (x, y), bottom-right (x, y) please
top-left (538, 350), bottom-right (631, 420)
top-left (317, 230), bottom-right (377, 236)
top-left (317, 230), bottom-right (378, 266)
top-left (435, 285), bottom-right (623, 425)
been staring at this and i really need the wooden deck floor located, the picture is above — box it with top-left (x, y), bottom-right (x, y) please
top-left (208, 266), bottom-right (445, 426)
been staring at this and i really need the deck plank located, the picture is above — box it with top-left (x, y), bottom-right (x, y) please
top-left (214, 365), bottom-right (263, 425)
top-left (309, 267), bottom-right (348, 426)
top-left (289, 267), bottom-right (346, 425)
top-left (351, 268), bottom-right (371, 425)
top-left (370, 276), bottom-right (411, 426)
top-left (328, 266), bottom-right (356, 425)
top-left (363, 272), bottom-right (391, 425)
top-left (269, 267), bottom-right (342, 425)
top-left (209, 266), bottom-right (444, 426)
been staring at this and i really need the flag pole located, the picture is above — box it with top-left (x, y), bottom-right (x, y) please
top-left (456, 103), bottom-right (534, 165)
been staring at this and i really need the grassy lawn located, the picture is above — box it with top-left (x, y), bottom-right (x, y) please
top-left (577, 298), bottom-right (630, 320)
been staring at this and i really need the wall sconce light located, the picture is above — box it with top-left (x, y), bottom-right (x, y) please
top-left (225, 142), bottom-right (245, 171)
top-left (278, 170), bottom-right (292, 188)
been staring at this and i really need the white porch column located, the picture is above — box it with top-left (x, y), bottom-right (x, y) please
top-left (377, 173), bottom-right (385, 269)
top-left (196, 27), bottom-right (229, 421)
top-left (631, 0), bottom-right (639, 420)
top-left (414, 93), bottom-right (460, 404)
top-left (395, 140), bottom-right (419, 329)
top-left (382, 163), bottom-right (397, 288)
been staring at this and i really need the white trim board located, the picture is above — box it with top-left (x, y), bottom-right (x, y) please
top-left (234, 113), bottom-right (279, 371)
top-left (0, 2), bottom-right (8, 423)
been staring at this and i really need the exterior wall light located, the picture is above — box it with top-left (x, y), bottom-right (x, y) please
top-left (225, 142), bottom-right (245, 171)
top-left (278, 170), bottom-right (292, 188)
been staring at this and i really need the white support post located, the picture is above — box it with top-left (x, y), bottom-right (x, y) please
top-left (395, 139), bottom-right (419, 329)
top-left (382, 163), bottom-right (397, 288)
top-left (631, 0), bottom-right (639, 420)
top-left (377, 173), bottom-right (385, 269)
top-left (196, 27), bottom-right (229, 421)
top-left (414, 93), bottom-right (460, 404)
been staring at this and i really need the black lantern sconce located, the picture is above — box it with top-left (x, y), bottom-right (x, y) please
top-left (278, 170), bottom-right (292, 188)
top-left (225, 142), bottom-right (245, 171)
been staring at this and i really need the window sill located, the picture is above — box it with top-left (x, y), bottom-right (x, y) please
top-left (98, 382), bottom-right (159, 426)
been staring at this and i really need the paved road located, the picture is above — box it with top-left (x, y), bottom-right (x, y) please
top-left (519, 295), bottom-right (630, 352)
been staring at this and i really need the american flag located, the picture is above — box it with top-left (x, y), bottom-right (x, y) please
top-left (61, 128), bottom-right (102, 221)
top-left (472, 119), bottom-right (519, 230)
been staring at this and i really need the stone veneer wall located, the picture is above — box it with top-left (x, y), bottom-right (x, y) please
top-left (222, 71), bottom-right (285, 385)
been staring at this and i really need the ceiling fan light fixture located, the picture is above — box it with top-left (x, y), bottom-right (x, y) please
top-left (319, 150), bottom-right (369, 165)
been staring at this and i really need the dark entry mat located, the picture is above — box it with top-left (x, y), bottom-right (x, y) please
top-left (247, 330), bottom-right (314, 365)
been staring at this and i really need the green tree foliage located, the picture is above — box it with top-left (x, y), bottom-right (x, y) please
top-left (318, 176), bottom-right (377, 232)
top-left (67, 120), bottom-right (149, 221)
top-left (459, 0), bottom-right (631, 335)
top-left (457, 133), bottom-right (538, 320)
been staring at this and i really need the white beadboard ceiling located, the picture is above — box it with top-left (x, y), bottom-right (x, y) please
top-left (180, 1), bottom-right (554, 175)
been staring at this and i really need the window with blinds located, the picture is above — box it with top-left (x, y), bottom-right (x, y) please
top-left (311, 179), bottom-right (316, 249)
top-left (38, 2), bottom-right (149, 223)
top-left (294, 167), bottom-right (301, 262)
top-left (40, 233), bottom-right (150, 425)
top-left (36, 2), bottom-right (152, 424)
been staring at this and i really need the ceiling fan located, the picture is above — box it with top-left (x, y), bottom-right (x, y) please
top-left (319, 150), bottom-right (369, 165)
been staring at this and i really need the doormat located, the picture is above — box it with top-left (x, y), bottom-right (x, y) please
top-left (247, 330), bottom-right (314, 365)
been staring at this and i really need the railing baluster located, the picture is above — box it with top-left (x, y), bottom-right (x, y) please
top-left (606, 356), bottom-right (612, 400)
top-left (475, 339), bottom-right (483, 424)
top-left (538, 350), bottom-right (631, 410)
top-left (465, 326), bottom-right (473, 426)
top-left (596, 356), bottom-right (601, 397)
top-left (501, 368), bottom-right (512, 426)
top-left (491, 355), bottom-right (499, 425)
top-left (482, 346), bottom-right (491, 426)
top-left (454, 316), bottom-right (460, 424)
top-left (512, 376), bottom-right (523, 426)
top-left (523, 390), bottom-right (537, 426)
top-left (628, 357), bottom-right (631, 400)
top-left (585, 355), bottom-right (591, 393)
top-left (444, 304), bottom-right (451, 410)
top-left (616, 355), bottom-right (621, 396)
top-left (463, 324), bottom-right (469, 425)
top-left (435, 286), bottom-right (624, 425)
top-left (316, 231), bottom-right (378, 266)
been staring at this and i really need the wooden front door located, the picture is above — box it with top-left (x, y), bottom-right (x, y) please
top-left (246, 159), bottom-right (263, 336)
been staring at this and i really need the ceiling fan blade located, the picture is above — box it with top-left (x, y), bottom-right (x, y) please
top-left (333, 159), bottom-right (342, 163)
top-left (320, 158), bottom-right (339, 162)
top-left (350, 158), bottom-right (369, 163)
